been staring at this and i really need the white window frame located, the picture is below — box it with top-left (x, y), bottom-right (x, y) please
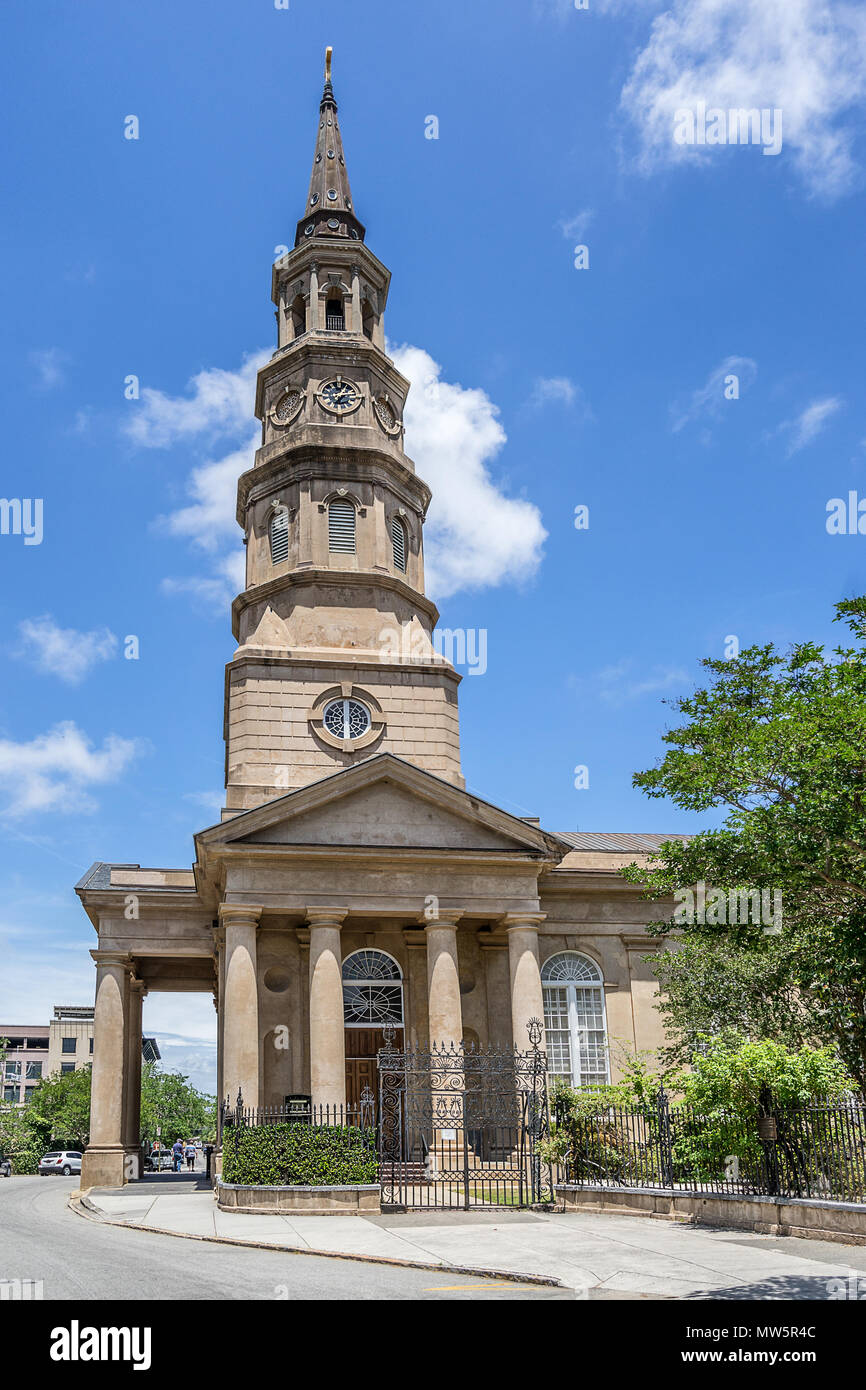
top-left (541, 951), bottom-right (610, 1088)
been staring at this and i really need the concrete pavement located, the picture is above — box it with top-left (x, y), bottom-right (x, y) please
top-left (0, 1177), bottom-right (570, 1301)
top-left (76, 1176), bottom-right (866, 1298)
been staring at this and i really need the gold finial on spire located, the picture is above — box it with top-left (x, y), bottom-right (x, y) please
top-left (325, 47), bottom-right (332, 83)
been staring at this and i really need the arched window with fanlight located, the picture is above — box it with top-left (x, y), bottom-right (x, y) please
top-left (342, 949), bottom-right (403, 1027)
top-left (390, 515), bottom-right (406, 572)
top-left (328, 498), bottom-right (356, 553)
top-left (541, 952), bottom-right (609, 1087)
top-left (269, 507), bottom-right (289, 564)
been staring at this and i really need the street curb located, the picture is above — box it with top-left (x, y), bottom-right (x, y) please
top-left (67, 1193), bottom-right (565, 1288)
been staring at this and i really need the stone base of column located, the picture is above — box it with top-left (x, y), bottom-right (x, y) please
top-left (80, 1145), bottom-right (129, 1190)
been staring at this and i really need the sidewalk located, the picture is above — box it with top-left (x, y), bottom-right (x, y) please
top-left (72, 1183), bottom-right (866, 1298)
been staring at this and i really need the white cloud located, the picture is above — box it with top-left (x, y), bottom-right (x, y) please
top-left (391, 344), bottom-right (547, 598)
top-left (670, 355), bottom-right (757, 432)
top-left (775, 394), bottom-right (844, 454)
top-left (161, 549), bottom-right (245, 610)
top-left (527, 376), bottom-right (583, 410)
top-left (571, 659), bottom-right (690, 707)
top-left (159, 435), bottom-right (257, 552)
top-left (30, 348), bottom-right (67, 389)
top-left (126, 352), bottom-right (268, 448)
top-left (127, 354), bottom-right (267, 608)
top-left (17, 615), bottom-right (117, 684)
top-left (618, 0), bottom-right (866, 199)
top-left (556, 208), bottom-right (595, 241)
top-left (0, 721), bottom-right (142, 817)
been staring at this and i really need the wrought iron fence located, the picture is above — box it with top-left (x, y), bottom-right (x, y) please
top-left (554, 1088), bottom-right (866, 1202)
top-left (377, 1018), bottom-right (553, 1210)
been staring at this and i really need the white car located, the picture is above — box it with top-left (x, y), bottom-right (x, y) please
top-left (38, 1150), bottom-right (82, 1177)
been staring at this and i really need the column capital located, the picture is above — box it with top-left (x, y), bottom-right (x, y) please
top-left (90, 950), bottom-right (134, 971)
top-left (305, 907), bottom-right (348, 930)
top-left (418, 910), bottom-right (463, 930)
top-left (218, 904), bottom-right (263, 929)
top-left (499, 912), bottom-right (546, 931)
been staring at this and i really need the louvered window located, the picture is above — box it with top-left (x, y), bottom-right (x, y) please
top-left (328, 498), bottom-right (356, 553)
top-left (391, 516), bottom-right (406, 572)
top-left (269, 508), bottom-right (289, 564)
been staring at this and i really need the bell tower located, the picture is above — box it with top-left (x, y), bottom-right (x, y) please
top-left (223, 50), bottom-right (463, 812)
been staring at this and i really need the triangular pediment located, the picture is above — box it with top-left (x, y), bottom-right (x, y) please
top-left (196, 755), bottom-right (562, 856)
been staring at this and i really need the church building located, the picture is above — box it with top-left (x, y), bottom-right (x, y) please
top-left (77, 52), bottom-right (673, 1189)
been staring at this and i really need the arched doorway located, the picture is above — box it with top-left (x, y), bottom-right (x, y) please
top-left (342, 949), bottom-right (404, 1107)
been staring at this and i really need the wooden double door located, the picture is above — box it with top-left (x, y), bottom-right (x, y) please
top-left (345, 1028), bottom-right (403, 1108)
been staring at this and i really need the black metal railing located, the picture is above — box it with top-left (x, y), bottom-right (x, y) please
top-left (219, 1087), bottom-right (375, 1139)
top-left (554, 1089), bottom-right (866, 1203)
top-left (325, 315), bottom-right (345, 330)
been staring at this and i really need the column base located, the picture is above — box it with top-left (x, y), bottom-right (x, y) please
top-left (80, 1146), bottom-right (131, 1190)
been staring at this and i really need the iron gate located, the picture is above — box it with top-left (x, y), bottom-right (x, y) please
top-left (377, 1019), bottom-right (552, 1209)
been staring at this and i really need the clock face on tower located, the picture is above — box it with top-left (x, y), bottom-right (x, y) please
top-left (318, 378), bottom-right (362, 414)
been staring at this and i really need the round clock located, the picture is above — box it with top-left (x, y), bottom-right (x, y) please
top-left (319, 378), bottom-right (362, 414)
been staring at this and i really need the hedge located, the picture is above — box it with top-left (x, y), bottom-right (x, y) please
top-left (221, 1122), bottom-right (378, 1187)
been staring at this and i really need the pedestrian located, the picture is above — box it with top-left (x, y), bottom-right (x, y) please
top-left (172, 1138), bottom-right (183, 1172)
top-left (185, 1140), bottom-right (196, 1171)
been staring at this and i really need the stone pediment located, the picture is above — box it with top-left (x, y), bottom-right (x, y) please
top-left (197, 754), bottom-right (561, 857)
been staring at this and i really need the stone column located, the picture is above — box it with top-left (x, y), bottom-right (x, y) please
top-left (307, 908), bottom-right (348, 1110)
top-left (422, 910), bottom-right (464, 1048)
top-left (122, 978), bottom-right (146, 1171)
top-left (350, 264), bottom-right (362, 333)
top-left (308, 263), bottom-right (320, 331)
top-left (502, 913), bottom-right (547, 1052)
top-left (372, 291), bottom-right (385, 350)
top-left (81, 951), bottom-right (132, 1190)
top-left (221, 905), bottom-right (263, 1110)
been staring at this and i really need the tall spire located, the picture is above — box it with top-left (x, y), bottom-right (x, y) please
top-left (295, 47), bottom-right (366, 247)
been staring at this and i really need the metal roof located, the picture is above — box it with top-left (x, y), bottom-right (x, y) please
top-left (552, 832), bottom-right (689, 853)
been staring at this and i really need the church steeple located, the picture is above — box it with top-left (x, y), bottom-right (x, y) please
top-left (295, 47), bottom-right (366, 248)
top-left (222, 52), bottom-right (464, 811)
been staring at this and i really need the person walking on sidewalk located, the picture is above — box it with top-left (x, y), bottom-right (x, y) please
top-left (172, 1138), bottom-right (183, 1172)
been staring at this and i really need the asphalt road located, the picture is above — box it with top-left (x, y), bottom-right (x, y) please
top-left (0, 1177), bottom-right (572, 1301)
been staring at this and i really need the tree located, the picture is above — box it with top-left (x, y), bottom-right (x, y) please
top-left (647, 933), bottom-right (813, 1068)
top-left (139, 1064), bottom-right (216, 1147)
top-left (26, 1066), bottom-right (92, 1150)
top-left (623, 596), bottom-right (866, 1090)
top-left (0, 1099), bottom-right (42, 1174)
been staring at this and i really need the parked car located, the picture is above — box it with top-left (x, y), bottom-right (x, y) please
top-left (142, 1150), bottom-right (173, 1172)
top-left (38, 1151), bottom-right (82, 1177)
top-left (0, 1155), bottom-right (11, 1178)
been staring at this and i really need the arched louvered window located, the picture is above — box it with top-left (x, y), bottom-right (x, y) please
top-left (390, 515), bottom-right (406, 572)
top-left (342, 949), bottom-right (403, 1026)
top-left (269, 508), bottom-right (289, 564)
top-left (328, 498), bottom-right (356, 554)
top-left (541, 952), bottom-right (609, 1088)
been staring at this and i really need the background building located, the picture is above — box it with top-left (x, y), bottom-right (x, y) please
top-left (1, 1005), bottom-right (158, 1106)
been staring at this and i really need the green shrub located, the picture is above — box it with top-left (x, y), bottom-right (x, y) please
top-left (222, 1122), bottom-right (378, 1187)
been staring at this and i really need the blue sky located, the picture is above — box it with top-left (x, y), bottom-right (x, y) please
top-left (1, 0), bottom-right (864, 1089)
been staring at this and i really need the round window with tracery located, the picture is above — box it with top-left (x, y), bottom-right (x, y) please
top-left (323, 697), bottom-right (371, 740)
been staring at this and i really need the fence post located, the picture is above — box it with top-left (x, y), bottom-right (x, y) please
top-left (656, 1083), bottom-right (675, 1188)
top-left (758, 1085), bottom-right (779, 1196)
